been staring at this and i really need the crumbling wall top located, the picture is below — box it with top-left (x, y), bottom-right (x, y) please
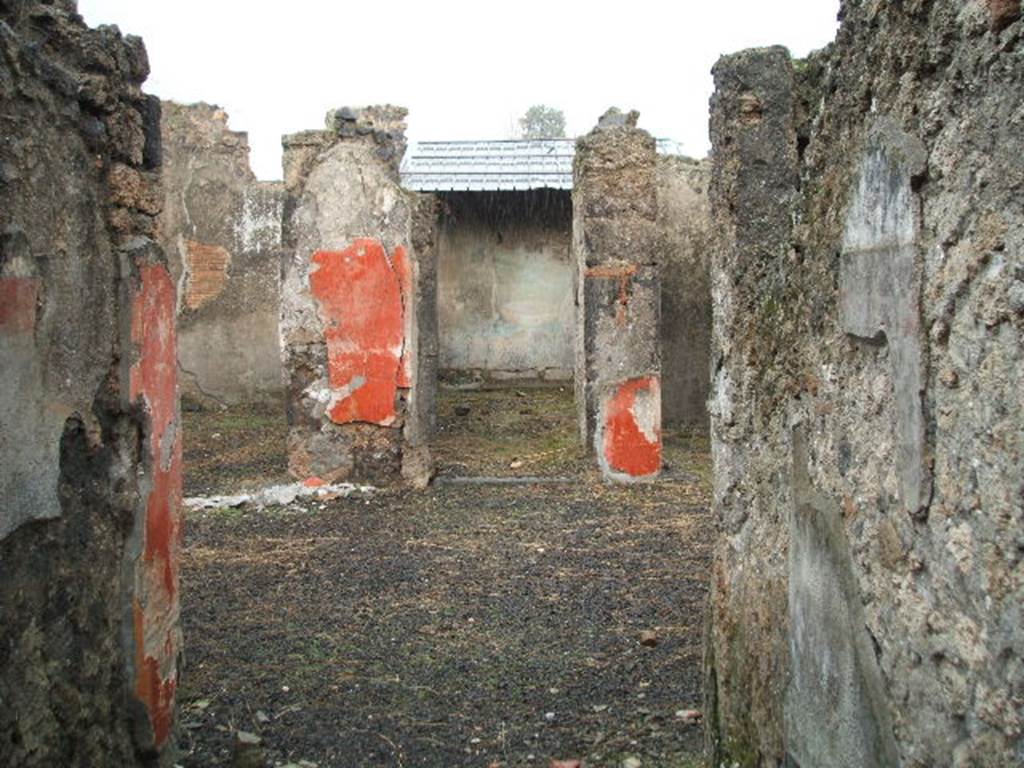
top-left (282, 104), bottom-right (407, 188)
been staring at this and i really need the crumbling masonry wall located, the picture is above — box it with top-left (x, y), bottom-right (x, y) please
top-left (574, 110), bottom-right (662, 480)
top-left (658, 156), bottom-right (712, 428)
top-left (705, 2), bottom-right (1023, 765)
top-left (281, 106), bottom-right (437, 487)
top-left (159, 102), bottom-right (284, 406)
top-left (1, 2), bottom-right (181, 765)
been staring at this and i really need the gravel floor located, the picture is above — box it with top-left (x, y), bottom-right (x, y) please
top-left (178, 388), bottom-right (712, 768)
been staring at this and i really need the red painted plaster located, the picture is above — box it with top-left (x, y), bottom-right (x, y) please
top-left (309, 239), bottom-right (410, 425)
top-left (129, 263), bottom-right (182, 749)
top-left (133, 601), bottom-right (177, 748)
top-left (131, 263), bottom-right (182, 597)
top-left (0, 277), bottom-right (38, 333)
top-left (603, 377), bottom-right (661, 477)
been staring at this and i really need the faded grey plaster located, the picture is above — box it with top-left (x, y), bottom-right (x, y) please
top-left (0, 327), bottom-right (60, 538)
top-left (786, 429), bottom-right (899, 768)
top-left (839, 121), bottom-right (930, 515)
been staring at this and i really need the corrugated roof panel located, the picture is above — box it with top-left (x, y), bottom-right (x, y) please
top-left (399, 138), bottom-right (685, 192)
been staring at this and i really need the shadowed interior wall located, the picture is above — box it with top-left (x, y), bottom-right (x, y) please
top-left (658, 156), bottom-right (712, 429)
top-left (438, 190), bottom-right (573, 382)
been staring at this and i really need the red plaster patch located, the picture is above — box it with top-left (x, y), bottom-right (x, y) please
top-left (309, 239), bottom-right (410, 425)
top-left (129, 264), bottom-right (182, 749)
top-left (131, 264), bottom-right (182, 597)
top-left (603, 377), bottom-right (661, 477)
top-left (133, 601), bottom-right (177, 748)
top-left (0, 277), bottom-right (38, 333)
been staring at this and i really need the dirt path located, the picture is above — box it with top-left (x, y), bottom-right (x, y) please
top-left (179, 390), bottom-right (712, 767)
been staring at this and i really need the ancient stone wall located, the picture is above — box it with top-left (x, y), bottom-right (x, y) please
top-left (1, 2), bottom-right (181, 764)
top-left (573, 109), bottom-right (663, 481)
top-left (280, 106), bottom-right (436, 487)
top-left (437, 190), bottom-right (574, 384)
top-left (159, 102), bottom-right (284, 406)
top-left (705, 2), bottom-right (1023, 765)
top-left (657, 156), bottom-right (712, 429)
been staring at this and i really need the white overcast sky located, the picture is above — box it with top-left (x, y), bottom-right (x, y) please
top-left (78, 1), bottom-right (839, 180)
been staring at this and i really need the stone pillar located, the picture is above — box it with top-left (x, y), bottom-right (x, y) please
top-left (159, 102), bottom-right (285, 406)
top-left (0, 3), bottom-right (181, 764)
top-left (703, 46), bottom-right (807, 766)
top-left (573, 109), bottom-right (662, 481)
top-left (280, 106), bottom-right (435, 487)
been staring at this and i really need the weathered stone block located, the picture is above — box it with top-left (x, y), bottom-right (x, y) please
top-left (839, 119), bottom-right (930, 516)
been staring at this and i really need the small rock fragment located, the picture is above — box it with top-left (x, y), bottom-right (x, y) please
top-left (232, 730), bottom-right (265, 768)
top-left (639, 630), bottom-right (659, 647)
top-left (675, 708), bottom-right (702, 723)
top-left (622, 757), bottom-right (642, 768)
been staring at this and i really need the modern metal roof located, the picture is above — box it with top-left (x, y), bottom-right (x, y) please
top-left (400, 138), bottom-right (685, 192)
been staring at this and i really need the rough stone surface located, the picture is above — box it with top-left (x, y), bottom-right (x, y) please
top-left (159, 102), bottom-right (284, 406)
top-left (281, 106), bottom-right (436, 485)
top-left (405, 194), bottom-right (441, 488)
top-left (705, 4), bottom-right (1023, 766)
top-left (573, 110), bottom-right (662, 480)
top-left (657, 156), bottom-right (712, 428)
top-left (0, 2), bottom-right (181, 764)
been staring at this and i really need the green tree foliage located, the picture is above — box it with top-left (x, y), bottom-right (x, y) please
top-left (518, 105), bottom-right (566, 139)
